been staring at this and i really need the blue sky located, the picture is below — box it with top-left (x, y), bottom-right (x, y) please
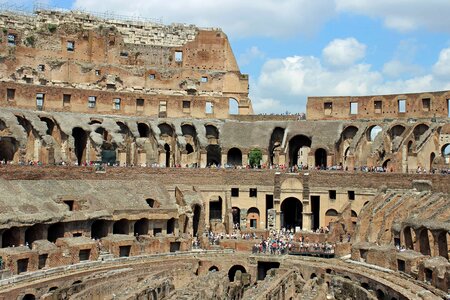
top-left (8, 0), bottom-right (450, 113)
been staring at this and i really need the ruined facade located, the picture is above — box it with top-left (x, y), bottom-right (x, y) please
top-left (0, 8), bottom-right (448, 300)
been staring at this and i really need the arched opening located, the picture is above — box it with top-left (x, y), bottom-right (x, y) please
top-left (40, 117), bottom-right (55, 135)
top-left (389, 125), bottom-right (405, 139)
top-left (2, 227), bottom-right (20, 247)
top-left (442, 144), bottom-right (450, 164)
top-left (209, 266), bottom-right (219, 272)
top-left (91, 220), bottom-right (109, 239)
top-left (367, 125), bottom-right (382, 142)
top-left (376, 289), bottom-right (385, 300)
top-left (288, 135), bottom-right (312, 167)
top-left (325, 209), bottom-right (338, 228)
top-left (413, 124), bottom-right (429, 141)
top-left (436, 231), bottom-right (448, 259)
top-left (22, 294), bottom-right (36, 300)
top-left (134, 218), bottom-right (149, 236)
top-left (72, 127), bottom-right (87, 165)
top-left (25, 224), bottom-right (45, 246)
top-left (419, 229), bottom-right (431, 256)
top-left (232, 207), bottom-right (241, 229)
top-left (158, 123), bottom-right (174, 137)
top-left (0, 138), bottom-right (18, 162)
top-left (47, 222), bottom-right (64, 243)
top-left (146, 198), bottom-right (160, 208)
top-left (209, 196), bottom-right (222, 221)
top-left (404, 226), bottom-right (414, 250)
top-left (206, 145), bottom-right (221, 166)
top-left (382, 159), bottom-right (391, 170)
top-left (167, 218), bottom-right (176, 234)
top-left (269, 127), bottom-right (285, 165)
top-left (314, 148), bottom-right (327, 168)
top-left (229, 98), bottom-right (239, 115)
top-left (280, 197), bottom-right (303, 231)
top-left (228, 265), bottom-right (246, 282)
top-left (351, 210), bottom-right (358, 228)
top-left (247, 207), bottom-right (260, 229)
top-left (186, 143), bottom-right (194, 154)
top-left (113, 219), bottom-right (129, 235)
top-left (164, 143), bottom-right (170, 167)
top-left (310, 273), bottom-right (317, 279)
top-left (341, 126), bottom-right (358, 140)
top-left (205, 124), bottom-right (219, 140)
top-left (137, 123), bottom-right (150, 138)
top-left (117, 121), bottom-right (132, 136)
top-left (407, 140), bottom-right (414, 155)
top-left (192, 205), bottom-right (201, 236)
top-left (430, 152), bottom-right (436, 170)
top-left (227, 148), bottom-right (242, 166)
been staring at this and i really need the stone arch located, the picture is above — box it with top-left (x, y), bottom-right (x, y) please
top-left (0, 137), bottom-right (18, 162)
top-left (227, 148), bottom-right (242, 166)
top-left (181, 123), bottom-right (197, 138)
top-left (268, 127), bottom-right (285, 165)
top-left (25, 224), bottom-right (45, 246)
top-left (192, 204), bottom-right (202, 237)
top-left (72, 127), bottom-right (88, 165)
top-left (40, 116), bottom-right (55, 136)
top-left (389, 124), bottom-right (406, 139)
top-left (205, 124), bottom-right (219, 140)
top-left (280, 177), bottom-right (303, 191)
top-left (113, 219), bottom-right (129, 235)
top-left (442, 144), bottom-right (450, 164)
top-left (280, 197), bottom-right (303, 230)
top-left (158, 123), bottom-right (174, 137)
top-left (325, 209), bottom-right (338, 227)
top-left (247, 207), bottom-right (260, 229)
top-left (91, 220), bottom-right (109, 239)
top-left (314, 148), bottom-right (327, 168)
top-left (228, 265), bottom-right (246, 282)
top-left (206, 145), bottom-right (221, 166)
top-left (229, 98), bottom-right (239, 115)
top-left (134, 218), bottom-right (149, 236)
top-left (167, 218), bottom-right (176, 234)
top-left (47, 222), bottom-right (64, 243)
top-left (407, 140), bottom-right (414, 155)
top-left (430, 152), bottom-right (436, 170)
top-left (288, 135), bottom-right (311, 167)
top-left (209, 265), bottom-right (219, 272)
top-left (436, 231), bottom-right (448, 259)
top-left (137, 122), bottom-right (150, 138)
top-left (117, 121), bottom-right (132, 136)
top-left (2, 227), bottom-right (20, 247)
top-left (419, 228), bottom-right (431, 256)
top-left (376, 289), bottom-right (385, 300)
top-left (366, 125), bottom-right (382, 142)
top-left (186, 143), bottom-right (194, 154)
top-left (413, 123), bottom-right (429, 141)
top-left (382, 159), bottom-right (391, 170)
top-left (22, 294), bottom-right (36, 300)
top-left (341, 126), bottom-right (359, 140)
top-left (146, 198), bottom-right (160, 208)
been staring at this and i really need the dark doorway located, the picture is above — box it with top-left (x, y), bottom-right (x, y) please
top-left (134, 218), bottom-right (149, 236)
top-left (167, 218), bottom-right (175, 234)
top-left (228, 265), bottom-right (247, 282)
top-left (72, 127), bottom-right (87, 165)
top-left (314, 148), bottom-right (327, 168)
top-left (137, 123), bottom-right (150, 137)
top-left (2, 227), bottom-right (20, 247)
top-left (206, 145), bottom-right (221, 166)
top-left (17, 258), bottom-right (29, 274)
top-left (0, 138), bottom-right (17, 162)
top-left (170, 242), bottom-right (181, 252)
top-left (232, 207), bottom-right (240, 229)
top-left (91, 220), bottom-right (109, 239)
top-left (311, 196), bottom-right (320, 231)
top-left (193, 205), bottom-right (201, 236)
top-left (186, 143), bottom-right (194, 154)
top-left (113, 219), bottom-right (129, 234)
top-left (257, 261), bottom-right (280, 280)
top-left (47, 222), bottom-right (64, 243)
top-left (164, 143), bottom-right (170, 167)
top-left (227, 148), bottom-right (242, 166)
top-left (119, 245), bottom-right (131, 257)
top-left (280, 197), bottom-right (302, 231)
top-left (404, 227), bottom-right (413, 250)
top-left (25, 224), bottom-right (45, 246)
top-left (209, 197), bottom-right (222, 220)
top-left (266, 195), bottom-right (274, 229)
top-left (22, 294), bottom-right (35, 300)
top-left (288, 135), bottom-right (311, 167)
top-left (419, 229), bottom-right (431, 256)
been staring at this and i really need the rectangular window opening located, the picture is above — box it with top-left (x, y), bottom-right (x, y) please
top-left (159, 100), bottom-right (167, 118)
top-left (67, 41), bottom-right (75, 51)
top-left (7, 33), bottom-right (16, 46)
top-left (231, 188), bottom-right (239, 197)
top-left (63, 94), bottom-right (71, 107)
top-left (182, 100), bottom-right (190, 109)
top-left (324, 102), bottom-right (332, 115)
top-left (149, 74), bottom-right (156, 80)
top-left (17, 258), bottom-right (28, 274)
top-left (79, 249), bottom-right (91, 261)
top-left (374, 100), bottom-right (382, 113)
top-left (38, 64), bottom-right (45, 72)
top-left (249, 188), bottom-right (257, 198)
top-left (38, 254), bottom-right (48, 269)
top-left (63, 200), bottom-right (74, 211)
top-left (36, 93), bottom-right (45, 110)
top-left (422, 98), bottom-right (430, 111)
top-left (113, 98), bottom-right (121, 110)
top-left (201, 76), bottom-right (208, 83)
top-left (174, 51), bottom-right (183, 62)
top-left (95, 70), bottom-right (101, 76)
top-left (350, 102), bottom-right (358, 115)
top-left (205, 101), bottom-right (213, 114)
top-left (348, 191), bottom-right (355, 201)
top-left (329, 190), bottom-right (336, 200)
top-left (7, 88), bottom-right (15, 101)
top-left (397, 259), bottom-right (405, 272)
top-left (119, 245), bottom-right (131, 257)
top-left (398, 99), bottom-right (406, 113)
top-left (88, 96), bottom-right (96, 108)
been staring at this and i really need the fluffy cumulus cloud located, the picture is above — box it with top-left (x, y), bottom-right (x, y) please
top-left (73, 0), bottom-right (336, 38)
top-left (250, 41), bottom-right (450, 114)
top-left (238, 46), bottom-right (265, 66)
top-left (322, 38), bottom-right (366, 68)
top-left (336, 0), bottom-right (450, 32)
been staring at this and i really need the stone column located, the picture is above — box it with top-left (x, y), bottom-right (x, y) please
top-left (302, 212), bottom-right (312, 231)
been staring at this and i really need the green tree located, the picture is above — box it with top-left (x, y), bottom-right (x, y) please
top-left (248, 148), bottom-right (262, 167)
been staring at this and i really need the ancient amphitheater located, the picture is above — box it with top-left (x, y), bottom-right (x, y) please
top-left (0, 8), bottom-right (448, 300)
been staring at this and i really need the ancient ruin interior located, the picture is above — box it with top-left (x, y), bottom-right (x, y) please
top-left (0, 8), bottom-right (448, 300)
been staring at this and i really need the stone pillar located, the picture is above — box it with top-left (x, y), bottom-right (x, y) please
top-left (221, 153), bottom-right (227, 166)
top-left (302, 212), bottom-right (312, 231)
top-left (240, 208), bottom-right (248, 230)
top-left (200, 152), bottom-right (207, 168)
top-left (278, 153), bottom-right (286, 167)
top-left (242, 153), bottom-right (248, 166)
top-left (402, 145), bottom-right (408, 173)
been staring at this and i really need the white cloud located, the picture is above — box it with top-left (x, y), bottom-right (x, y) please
top-left (238, 46), bottom-right (265, 66)
top-left (382, 60), bottom-right (422, 78)
top-left (73, 0), bottom-right (336, 38)
top-left (336, 0), bottom-right (450, 33)
top-left (250, 41), bottom-right (450, 114)
top-left (322, 38), bottom-right (366, 68)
